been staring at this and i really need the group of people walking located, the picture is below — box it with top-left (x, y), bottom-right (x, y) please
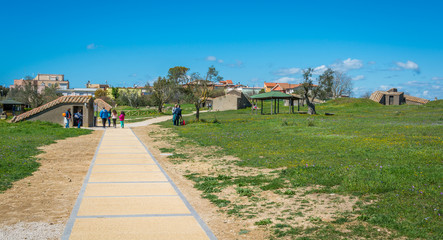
top-left (64, 107), bottom-right (126, 129)
top-left (99, 107), bottom-right (125, 128)
top-left (65, 104), bottom-right (185, 129)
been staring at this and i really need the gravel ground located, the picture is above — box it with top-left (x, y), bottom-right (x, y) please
top-left (0, 222), bottom-right (64, 240)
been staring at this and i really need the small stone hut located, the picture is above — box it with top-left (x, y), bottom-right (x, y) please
top-left (212, 90), bottom-right (252, 111)
top-left (370, 88), bottom-right (429, 105)
top-left (12, 96), bottom-right (94, 127)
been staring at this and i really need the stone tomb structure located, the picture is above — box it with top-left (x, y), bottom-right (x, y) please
top-left (212, 90), bottom-right (252, 111)
top-left (12, 96), bottom-right (94, 127)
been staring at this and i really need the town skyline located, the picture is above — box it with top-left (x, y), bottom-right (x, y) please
top-left (0, 0), bottom-right (442, 99)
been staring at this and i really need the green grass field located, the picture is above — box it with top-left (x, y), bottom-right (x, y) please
top-left (159, 99), bottom-right (443, 239)
top-left (113, 104), bottom-right (202, 123)
top-left (0, 121), bottom-right (92, 192)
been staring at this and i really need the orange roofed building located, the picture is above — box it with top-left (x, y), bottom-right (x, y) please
top-left (264, 82), bottom-right (312, 94)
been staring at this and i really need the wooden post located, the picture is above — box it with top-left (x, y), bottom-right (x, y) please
top-left (270, 99), bottom-right (273, 115)
top-left (277, 98), bottom-right (280, 114)
top-left (273, 99), bottom-right (276, 114)
top-left (288, 98), bottom-right (292, 114)
top-left (297, 99), bottom-right (300, 112)
top-left (261, 100), bottom-right (263, 115)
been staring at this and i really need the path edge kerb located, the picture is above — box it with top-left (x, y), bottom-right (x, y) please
top-left (131, 128), bottom-right (218, 240)
top-left (61, 129), bottom-right (106, 240)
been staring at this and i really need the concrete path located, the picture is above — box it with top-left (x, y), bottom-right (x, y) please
top-left (62, 128), bottom-right (216, 240)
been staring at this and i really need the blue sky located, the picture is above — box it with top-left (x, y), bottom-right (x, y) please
top-left (1, 0), bottom-right (442, 99)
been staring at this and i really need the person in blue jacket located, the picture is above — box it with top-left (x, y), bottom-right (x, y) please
top-left (173, 105), bottom-right (182, 126)
top-left (100, 107), bottom-right (109, 128)
top-left (65, 108), bottom-right (72, 128)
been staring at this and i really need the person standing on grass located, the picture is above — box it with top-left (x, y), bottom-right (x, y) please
top-left (65, 108), bottom-right (72, 128)
top-left (74, 109), bottom-right (83, 128)
top-left (100, 107), bottom-right (108, 128)
top-left (172, 104), bottom-right (177, 125)
top-left (174, 105), bottom-right (182, 126)
top-left (111, 110), bottom-right (118, 128)
top-left (119, 111), bottom-right (125, 128)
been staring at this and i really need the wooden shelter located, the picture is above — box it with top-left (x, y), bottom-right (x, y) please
top-left (0, 99), bottom-right (26, 116)
top-left (250, 91), bottom-right (301, 115)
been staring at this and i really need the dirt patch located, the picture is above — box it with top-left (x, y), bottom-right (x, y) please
top-left (133, 125), bottom-right (365, 239)
top-left (133, 125), bottom-right (271, 239)
top-left (0, 131), bottom-right (102, 235)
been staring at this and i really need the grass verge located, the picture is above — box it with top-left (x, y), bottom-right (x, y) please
top-left (0, 120), bottom-right (92, 192)
top-left (157, 98), bottom-right (443, 239)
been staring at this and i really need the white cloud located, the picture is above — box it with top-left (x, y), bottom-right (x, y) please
top-left (423, 90), bottom-right (429, 96)
top-left (313, 65), bottom-right (328, 75)
top-left (404, 81), bottom-right (428, 87)
top-left (368, 61), bottom-right (376, 65)
top-left (206, 56), bottom-right (217, 61)
top-left (276, 77), bottom-right (296, 83)
top-left (395, 60), bottom-right (420, 73)
top-left (129, 73), bottom-right (137, 77)
top-left (331, 58), bottom-right (363, 72)
top-left (352, 75), bottom-right (365, 81)
top-left (206, 56), bottom-right (242, 68)
top-left (431, 77), bottom-right (443, 81)
top-left (273, 67), bottom-right (302, 76)
top-left (380, 85), bottom-right (391, 91)
top-left (226, 60), bottom-right (244, 68)
top-left (86, 43), bottom-right (97, 50)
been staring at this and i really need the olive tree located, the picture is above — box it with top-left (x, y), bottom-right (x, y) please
top-left (299, 68), bottom-right (333, 114)
top-left (331, 71), bottom-right (352, 98)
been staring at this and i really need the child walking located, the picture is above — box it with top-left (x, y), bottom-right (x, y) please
top-left (119, 111), bottom-right (125, 128)
top-left (111, 110), bottom-right (118, 128)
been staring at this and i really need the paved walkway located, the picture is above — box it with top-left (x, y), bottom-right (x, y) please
top-left (62, 128), bottom-right (216, 240)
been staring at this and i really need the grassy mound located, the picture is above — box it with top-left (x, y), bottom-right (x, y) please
top-left (322, 98), bottom-right (381, 108)
top-left (425, 99), bottom-right (443, 107)
top-left (160, 102), bottom-right (442, 239)
top-left (0, 121), bottom-right (92, 192)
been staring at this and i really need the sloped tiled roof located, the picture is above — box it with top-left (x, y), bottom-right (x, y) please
top-left (370, 90), bottom-right (404, 103)
top-left (220, 80), bottom-right (233, 85)
top-left (12, 96), bottom-right (92, 123)
top-left (271, 83), bottom-right (302, 91)
top-left (273, 85), bottom-right (283, 91)
top-left (369, 91), bottom-right (385, 103)
top-left (226, 90), bottom-right (242, 97)
top-left (264, 82), bottom-right (277, 88)
top-left (404, 95), bottom-right (429, 104)
top-left (94, 98), bottom-right (112, 110)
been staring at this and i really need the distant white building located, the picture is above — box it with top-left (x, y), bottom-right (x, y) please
top-left (56, 88), bottom-right (97, 96)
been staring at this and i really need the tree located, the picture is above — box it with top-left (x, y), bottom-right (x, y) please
top-left (111, 87), bottom-right (120, 99)
top-left (149, 77), bottom-right (175, 112)
top-left (331, 71), bottom-right (352, 98)
top-left (8, 81), bottom-right (42, 108)
top-left (299, 68), bottom-right (333, 115)
top-left (0, 86), bottom-right (9, 98)
top-left (94, 89), bottom-right (108, 98)
top-left (184, 66), bottom-right (223, 121)
top-left (167, 66), bottom-right (190, 103)
top-left (362, 91), bottom-right (372, 99)
top-left (167, 66), bottom-right (190, 84)
top-left (118, 89), bottom-right (142, 108)
top-left (41, 83), bottom-right (61, 104)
